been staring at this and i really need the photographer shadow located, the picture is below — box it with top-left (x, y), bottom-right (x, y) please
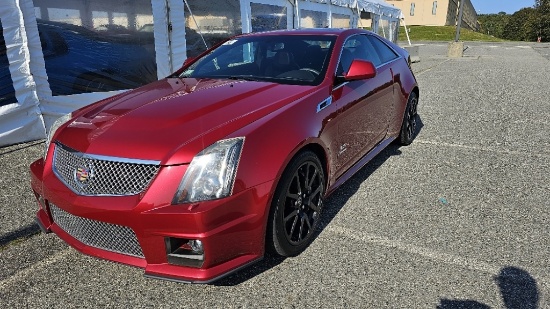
top-left (438, 266), bottom-right (539, 309)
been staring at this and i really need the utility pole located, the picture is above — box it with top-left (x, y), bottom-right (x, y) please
top-left (454, 0), bottom-right (465, 42)
top-left (448, 0), bottom-right (465, 57)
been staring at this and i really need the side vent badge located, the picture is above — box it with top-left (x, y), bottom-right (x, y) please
top-left (316, 96), bottom-right (332, 113)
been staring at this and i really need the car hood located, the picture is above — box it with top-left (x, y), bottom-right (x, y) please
top-left (58, 78), bottom-right (316, 165)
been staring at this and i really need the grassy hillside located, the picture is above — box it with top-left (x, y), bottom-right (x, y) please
top-left (397, 26), bottom-right (507, 42)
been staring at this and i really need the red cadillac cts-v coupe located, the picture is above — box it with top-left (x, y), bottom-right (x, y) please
top-left (30, 28), bottom-right (419, 283)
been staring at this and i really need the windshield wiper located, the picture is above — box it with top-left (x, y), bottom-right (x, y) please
top-left (222, 75), bottom-right (264, 82)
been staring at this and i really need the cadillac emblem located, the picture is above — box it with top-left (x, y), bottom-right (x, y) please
top-left (74, 165), bottom-right (93, 189)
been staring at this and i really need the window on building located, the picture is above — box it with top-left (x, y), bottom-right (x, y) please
top-left (432, 1), bottom-right (438, 15)
top-left (410, 3), bottom-right (415, 16)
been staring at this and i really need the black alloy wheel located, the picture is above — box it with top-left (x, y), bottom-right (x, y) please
top-left (398, 92), bottom-right (419, 145)
top-left (267, 151), bottom-right (325, 257)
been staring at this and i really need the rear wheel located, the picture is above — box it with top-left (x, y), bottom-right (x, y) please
top-left (398, 92), bottom-right (419, 145)
top-left (267, 151), bottom-right (325, 257)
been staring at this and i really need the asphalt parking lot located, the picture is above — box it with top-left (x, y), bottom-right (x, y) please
top-left (1, 41), bottom-right (549, 308)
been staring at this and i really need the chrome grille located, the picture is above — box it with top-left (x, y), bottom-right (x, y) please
top-left (53, 142), bottom-right (160, 196)
top-left (49, 203), bottom-right (144, 258)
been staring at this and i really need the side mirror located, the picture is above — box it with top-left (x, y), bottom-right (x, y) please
top-left (344, 59), bottom-right (376, 81)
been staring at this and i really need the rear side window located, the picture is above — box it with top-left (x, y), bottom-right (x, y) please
top-left (348, 35), bottom-right (382, 66)
top-left (366, 36), bottom-right (399, 64)
top-left (337, 34), bottom-right (382, 75)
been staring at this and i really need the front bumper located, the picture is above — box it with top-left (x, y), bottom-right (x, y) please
top-left (30, 158), bottom-right (273, 283)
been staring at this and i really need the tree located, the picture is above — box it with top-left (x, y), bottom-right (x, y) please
top-left (478, 13), bottom-right (509, 38)
top-left (535, 0), bottom-right (550, 41)
top-left (479, 0), bottom-right (550, 41)
top-left (502, 8), bottom-right (539, 41)
top-left (535, 0), bottom-right (550, 13)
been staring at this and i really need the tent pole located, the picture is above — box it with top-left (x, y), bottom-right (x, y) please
top-left (355, 0), bottom-right (363, 28)
top-left (402, 18), bottom-right (411, 45)
top-left (381, 16), bottom-right (386, 37)
top-left (295, 0), bottom-right (300, 28)
top-left (183, 0), bottom-right (208, 49)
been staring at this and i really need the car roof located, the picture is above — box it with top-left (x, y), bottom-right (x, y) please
top-left (239, 28), bottom-right (367, 37)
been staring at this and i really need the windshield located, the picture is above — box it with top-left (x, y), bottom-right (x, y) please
top-left (179, 34), bottom-right (336, 86)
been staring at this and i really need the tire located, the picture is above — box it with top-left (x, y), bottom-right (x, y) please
top-left (398, 92), bottom-right (419, 146)
top-left (267, 151), bottom-right (325, 257)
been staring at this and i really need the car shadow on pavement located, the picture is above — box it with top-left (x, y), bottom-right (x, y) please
top-left (214, 141), bottom-right (400, 286)
top-left (320, 143), bottom-right (403, 228)
top-left (0, 223), bottom-right (41, 248)
top-left (437, 266), bottom-right (539, 309)
top-left (213, 115), bottom-right (424, 286)
top-left (213, 143), bottom-right (403, 286)
top-left (215, 116), bottom-right (424, 286)
top-left (320, 114), bottom-right (424, 230)
top-left (213, 254), bottom-right (287, 286)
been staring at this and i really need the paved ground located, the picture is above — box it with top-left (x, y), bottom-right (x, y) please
top-left (0, 42), bottom-right (549, 308)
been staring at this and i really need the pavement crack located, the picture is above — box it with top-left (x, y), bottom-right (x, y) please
top-left (325, 225), bottom-right (550, 286)
top-left (414, 139), bottom-right (550, 158)
top-left (414, 59), bottom-right (451, 76)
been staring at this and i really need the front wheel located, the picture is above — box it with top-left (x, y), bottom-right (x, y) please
top-left (267, 151), bottom-right (325, 257)
top-left (398, 92), bottom-right (419, 145)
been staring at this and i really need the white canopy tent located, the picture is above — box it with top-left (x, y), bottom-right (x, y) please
top-left (0, 0), bottom-right (401, 146)
top-left (357, 0), bottom-right (401, 18)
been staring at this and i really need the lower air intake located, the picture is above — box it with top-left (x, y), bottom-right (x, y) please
top-left (49, 203), bottom-right (144, 258)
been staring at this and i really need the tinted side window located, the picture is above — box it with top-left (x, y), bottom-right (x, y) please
top-left (349, 35), bottom-right (382, 67)
top-left (367, 36), bottom-right (399, 64)
top-left (337, 35), bottom-right (382, 75)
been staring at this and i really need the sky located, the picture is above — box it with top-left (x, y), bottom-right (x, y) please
top-left (470, 0), bottom-right (536, 14)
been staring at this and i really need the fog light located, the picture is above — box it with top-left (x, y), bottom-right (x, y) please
top-left (189, 240), bottom-right (203, 254)
top-left (165, 237), bottom-right (204, 268)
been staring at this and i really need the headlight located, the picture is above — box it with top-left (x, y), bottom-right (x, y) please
top-left (172, 137), bottom-right (244, 204)
top-left (44, 113), bottom-right (72, 159)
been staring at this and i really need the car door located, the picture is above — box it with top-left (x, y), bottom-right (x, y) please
top-left (331, 34), bottom-right (393, 176)
top-left (365, 34), bottom-right (404, 133)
